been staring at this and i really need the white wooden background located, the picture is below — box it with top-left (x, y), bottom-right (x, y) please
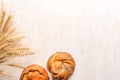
top-left (0, 0), bottom-right (120, 80)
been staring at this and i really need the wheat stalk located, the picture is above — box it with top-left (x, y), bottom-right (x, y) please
top-left (0, 6), bottom-right (34, 77)
top-left (0, 8), bottom-right (34, 62)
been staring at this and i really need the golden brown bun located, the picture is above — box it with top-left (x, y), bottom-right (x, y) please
top-left (47, 52), bottom-right (75, 80)
top-left (20, 64), bottom-right (49, 80)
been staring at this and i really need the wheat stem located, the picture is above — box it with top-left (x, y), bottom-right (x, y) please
top-left (8, 63), bottom-right (25, 69)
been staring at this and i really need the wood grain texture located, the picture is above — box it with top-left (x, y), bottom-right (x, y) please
top-left (0, 0), bottom-right (120, 80)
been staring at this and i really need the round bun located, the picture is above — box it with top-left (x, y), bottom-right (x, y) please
top-left (20, 64), bottom-right (49, 80)
top-left (47, 52), bottom-right (75, 80)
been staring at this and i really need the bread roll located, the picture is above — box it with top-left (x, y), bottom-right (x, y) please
top-left (47, 52), bottom-right (75, 80)
top-left (20, 64), bottom-right (49, 80)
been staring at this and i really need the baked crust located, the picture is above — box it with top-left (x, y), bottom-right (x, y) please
top-left (20, 64), bottom-right (49, 80)
top-left (47, 52), bottom-right (75, 80)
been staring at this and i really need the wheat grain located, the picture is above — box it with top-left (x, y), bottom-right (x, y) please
top-left (0, 70), bottom-right (13, 77)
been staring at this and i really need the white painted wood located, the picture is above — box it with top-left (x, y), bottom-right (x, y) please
top-left (0, 0), bottom-right (120, 80)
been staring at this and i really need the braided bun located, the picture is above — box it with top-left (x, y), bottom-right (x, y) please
top-left (47, 52), bottom-right (75, 80)
top-left (20, 64), bottom-right (49, 80)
